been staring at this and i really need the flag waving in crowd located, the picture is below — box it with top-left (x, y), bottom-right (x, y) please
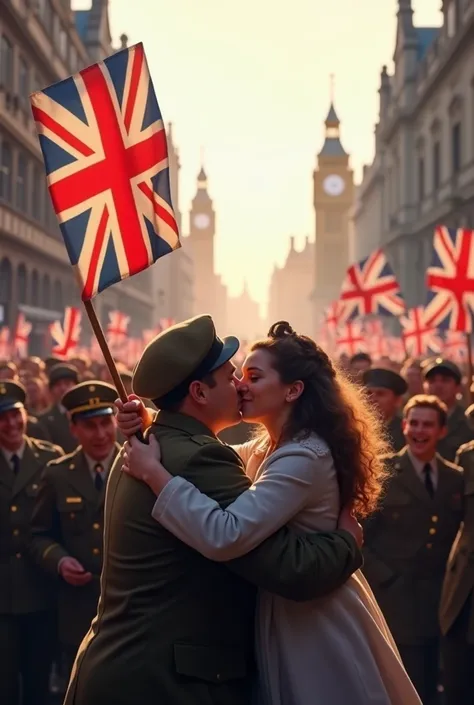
top-left (31, 42), bottom-right (181, 302)
top-left (50, 307), bottom-right (82, 360)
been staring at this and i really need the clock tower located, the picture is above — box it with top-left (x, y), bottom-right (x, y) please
top-left (313, 95), bottom-right (354, 331)
top-left (188, 165), bottom-right (220, 318)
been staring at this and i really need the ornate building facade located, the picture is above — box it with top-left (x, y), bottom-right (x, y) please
top-left (0, 0), bottom-right (155, 355)
top-left (312, 101), bottom-right (354, 329)
top-left (352, 0), bottom-right (474, 308)
top-left (226, 280), bottom-right (264, 341)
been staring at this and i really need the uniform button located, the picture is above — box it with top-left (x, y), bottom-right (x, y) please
top-left (426, 543), bottom-right (433, 549)
top-left (92, 548), bottom-right (100, 555)
top-left (13, 529), bottom-right (19, 537)
top-left (11, 505), bottom-right (17, 512)
top-left (93, 523), bottom-right (100, 530)
top-left (431, 515), bottom-right (438, 523)
top-left (429, 528), bottom-right (436, 535)
top-left (16, 553), bottom-right (21, 559)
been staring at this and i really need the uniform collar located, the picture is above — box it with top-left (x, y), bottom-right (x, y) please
top-left (1, 440), bottom-right (26, 463)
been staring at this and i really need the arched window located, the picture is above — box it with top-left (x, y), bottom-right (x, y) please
top-left (0, 258), bottom-right (13, 325)
top-left (17, 264), bottom-right (27, 304)
top-left (31, 269), bottom-right (39, 304)
top-left (42, 273), bottom-right (51, 309)
top-left (53, 279), bottom-right (63, 311)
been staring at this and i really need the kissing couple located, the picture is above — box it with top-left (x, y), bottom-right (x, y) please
top-left (64, 315), bottom-right (420, 705)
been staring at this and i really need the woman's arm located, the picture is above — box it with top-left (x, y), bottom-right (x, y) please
top-left (152, 445), bottom-right (324, 561)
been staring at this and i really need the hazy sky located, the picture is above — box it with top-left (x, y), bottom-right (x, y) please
top-left (73, 0), bottom-right (442, 311)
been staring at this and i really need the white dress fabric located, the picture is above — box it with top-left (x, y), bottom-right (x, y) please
top-left (152, 434), bottom-right (421, 705)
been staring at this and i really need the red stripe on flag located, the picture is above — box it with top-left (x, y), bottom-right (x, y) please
top-left (82, 206), bottom-right (109, 300)
top-left (32, 106), bottom-right (94, 157)
top-left (138, 182), bottom-right (180, 235)
top-left (124, 44), bottom-right (144, 134)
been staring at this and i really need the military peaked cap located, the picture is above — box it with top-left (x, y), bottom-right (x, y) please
top-left (48, 363), bottom-right (79, 387)
top-left (423, 357), bottom-right (462, 384)
top-left (62, 381), bottom-right (117, 421)
top-left (363, 367), bottom-right (408, 396)
top-left (133, 314), bottom-right (239, 405)
top-left (0, 380), bottom-right (26, 414)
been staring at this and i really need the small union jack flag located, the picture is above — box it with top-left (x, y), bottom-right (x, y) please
top-left (50, 307), bottom-right (82, 360)
top-left (0, 328), bottom-right (10, 359)
top-left (442, 330), bottom-right (468, 363)
top-left (400, 306), bottom-right (442, 357)
top-left (339, 249), bottom-right (405, 322)
top-left (107, 310), bottom-right (129, 355)
top-left (13, 313), bottom-right (32, 359)
top-left (335, 321), bottom-right (367, 357)
top-left (362, 318), bottom-right (389, 359)
top-left (31, 43), bottom-right (180, 301)
top-left (425, 226), bottom-right (474, 332)
top-left (321, 300), bottom-right (345, 337)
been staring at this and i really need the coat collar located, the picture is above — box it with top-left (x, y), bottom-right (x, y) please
top-left (66, 444), bottom-right (120, 506)
top-left (153, 410), bottom-right (217, 440)
top-left (11, 437), bottom-right (44, 497)
top-left (394, 447), bottom-right (449, 505)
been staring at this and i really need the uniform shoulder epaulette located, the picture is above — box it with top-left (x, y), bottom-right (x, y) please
top-left (456, 439), bottom-right (474, 456)
top-left (190, 434), bottom-right (218, 447)
top-left (443, 458), bottom-right (463, 472)
top-left (379, 452), bottom-right (397, 463)
top-left (31, 438), bottom-right (63, 455)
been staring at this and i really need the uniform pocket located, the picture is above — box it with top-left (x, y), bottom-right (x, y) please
top-left (173, 643), bottom-right (248, 684)
top-left (57, 497), bottom-right (85, 533)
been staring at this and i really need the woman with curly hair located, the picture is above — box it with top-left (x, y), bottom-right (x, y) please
top-left (118, 322), bottom-right (421, 705)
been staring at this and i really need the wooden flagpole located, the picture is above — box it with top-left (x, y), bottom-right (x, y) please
top-left (466, 332), bottom-right (473, 405)
top-left (83, 300), bottom-right (146, 441)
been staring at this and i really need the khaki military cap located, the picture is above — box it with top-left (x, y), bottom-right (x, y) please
top-left (133, 314), bottom-right (239, 404)
top-left (0, 380), bottom-right (26, 415)
top-left (48, 363), bottom-right (79, 387)
top-left (423, 357), bottom-right (461, 384)
top-left (363, 368), bottom-right (407, 397)
top-left (62, 381), bottom-right (117, 421)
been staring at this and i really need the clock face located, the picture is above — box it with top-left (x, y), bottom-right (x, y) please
top-left (193, 213), bottom-right (210, 229)
top-left (323, 174), bottom-right (345, 197)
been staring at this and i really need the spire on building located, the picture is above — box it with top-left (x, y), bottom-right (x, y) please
top-left (318, 76), bottom-right (347, 158)
top-left (120, 33), bottom-right (128, 49)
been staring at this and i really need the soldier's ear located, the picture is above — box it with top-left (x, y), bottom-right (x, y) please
top-left (188, 380), bottom-right (207, 406)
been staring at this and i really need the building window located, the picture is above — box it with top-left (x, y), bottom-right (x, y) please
top-left (53, 280), bottom-right (63, 310)
top-left (418, 156), bottom-right (425, 199)
top-left (18, 57), bottom-right (29, 110)
top-left (452, 122), bottom-right (462, 174)
top-left (0, 141), bottom-right (13, 202)
top-left (0, 258), bottom-right (13, 325)
top-left (433, 141), bottom-right (441, 191)
top-left (16, 153), bottom-right (29, 213)
top-left (30, 270), bottom-right (39, 305)
top-left (42, 274), bottom-right (51, 309)
top-left (0, 35), bottom-right (14, 93)
top-left (17, 264), bottom-right (28, 304)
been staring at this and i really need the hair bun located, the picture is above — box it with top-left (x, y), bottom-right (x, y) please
top-left (268, 321), bottom-right (295, 339)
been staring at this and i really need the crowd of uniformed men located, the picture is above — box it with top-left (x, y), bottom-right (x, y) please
top-left (1, 349), bottom-right (474, 705)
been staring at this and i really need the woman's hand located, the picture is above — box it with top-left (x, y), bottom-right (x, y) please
top-left (122, 435), bottom-right (172, 496)
top-left (115, 394), bottom-right (153, 437)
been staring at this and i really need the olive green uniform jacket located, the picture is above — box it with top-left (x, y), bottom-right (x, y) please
top-left (65, 411), bottom-right (362, 705)
top-left (0, 436), bottom-right (63, 615)
top-left (440, 440), bottom-right (474, 640)
top-left (437, 404), bottom-right (473, 462)
top-left (39, 404), bottom-right (78, 454)
top-left (30, 444), bottom-right (120, 646)
top-left (362, 447), bottom-right (463, 645)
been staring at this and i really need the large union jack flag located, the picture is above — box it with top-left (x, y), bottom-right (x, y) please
top-left (339, 249), bottom-right (405, 322)
top-left (31, 43), bottom-right (180, 301)
top-left (424, 226), bottom-right (474, 332)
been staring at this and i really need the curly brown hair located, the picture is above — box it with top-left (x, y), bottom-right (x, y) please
top-left (251, 321), bottom-right (390, 517)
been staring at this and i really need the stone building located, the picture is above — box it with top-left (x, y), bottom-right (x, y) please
top-left (0, 0), bottom-right (155, 356)
top-left (352, 0), bottom-right (474, 308)
top-left (267, 236), bottom-right (314, 336)
top-left (226, 280), bottom-right (264, 341)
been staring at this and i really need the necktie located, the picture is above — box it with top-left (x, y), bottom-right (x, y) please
top-left (94, 464), bottom-right (104, 492)
top-left (11, 454), bottom-right (20, 476)
top-left (423, 463), bottom-right (434, 498)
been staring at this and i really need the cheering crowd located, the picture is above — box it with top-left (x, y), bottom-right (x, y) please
top-left (1, 337), bottom-right (474, 705)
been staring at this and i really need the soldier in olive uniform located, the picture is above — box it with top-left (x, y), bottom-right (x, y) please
top-left (30, 381), bottom-right (120, 679)
top-left (439, 439), bottom-right (474, 704)
top-left (0, 381), bottom-right (63, 705)
top-left (363, 367), bottom-right (407, 452)
top-left (362, 394), bottom-right (463, 704)
top-left (65, 315), bottom-right (362, 705)
top-left (423, 358), bottom-right (473, 461)
top-left (39, 363), bottom-right (79, 454)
